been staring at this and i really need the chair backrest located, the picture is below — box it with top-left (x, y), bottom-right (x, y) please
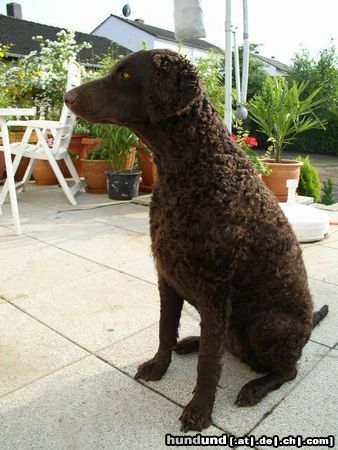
top-left (55, 60), bottom-right (82, 153)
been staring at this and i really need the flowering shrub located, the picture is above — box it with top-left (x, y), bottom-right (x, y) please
top-left (0, 30), bottom-right (91, 118)
top-left (232, 122), bottom-right (267, 174)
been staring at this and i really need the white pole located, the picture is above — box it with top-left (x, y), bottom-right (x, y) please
top-left (224, 0), bottom-right (232, 132)
top-left (241, 0), bottom-right (249, 103)
top-left (233, 28), bottom-right (241, 104)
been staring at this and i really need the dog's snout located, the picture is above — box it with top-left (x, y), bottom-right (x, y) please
top-left (64, 91), bottom-right (78, 106)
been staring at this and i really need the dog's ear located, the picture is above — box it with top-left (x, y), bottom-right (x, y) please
top-left (147, 52), bottom-right (202, 123)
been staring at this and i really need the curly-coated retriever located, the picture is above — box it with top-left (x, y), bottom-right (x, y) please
top-left (65, 49), bottom-right (328, 431)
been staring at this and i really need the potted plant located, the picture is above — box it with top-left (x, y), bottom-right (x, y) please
top-left (81, 123), bottom-right (138, 195)
top-left (136, 141), bottom-right (158, 192)
top-left (247, 77), bottom-right (325, 201)
top-left (231, 122), bottom-right (268, 176)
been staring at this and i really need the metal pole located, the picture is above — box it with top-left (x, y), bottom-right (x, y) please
top-left (233, 28), bottom-right (241, 104)
top-left (241, 0), bottom-right (249, 103)
top-left (224, 0), bottom-right (232, 132)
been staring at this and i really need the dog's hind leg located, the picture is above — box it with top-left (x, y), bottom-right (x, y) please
top-left (175, 336), bottom-right (200, 354)
top-left (235, 312), bottom-right (311, 407)
top-left (135, 275), bottom-right (183, 381)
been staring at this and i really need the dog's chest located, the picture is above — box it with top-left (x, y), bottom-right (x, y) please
top-left (149, 194), bottom-right (213, 302)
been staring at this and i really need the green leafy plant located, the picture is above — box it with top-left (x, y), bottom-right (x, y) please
top-left (321, 178), bottom-right (336, 205)
top-left (247, 77), bottom-right (326, 163)
top-left (232, 122), bottom-right (268, 174)
top-left (195, 50), bottom-right (225, 117)
top-left (296, 155), bottom-right (321, 201)
top-left (87, 123), bottom-right (138, 171)
top-left (0, 31), bottom-right (90, 117)
top-left (287, 43), bottom-right (338, 155)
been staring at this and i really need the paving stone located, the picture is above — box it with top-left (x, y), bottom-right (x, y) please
top-left (319, 227), bottom-right (338, 248)
top-left (0, 356), bottom-right (223, 450)
top-left (132, 194), bottom-right (152, 206)
top-left (308, 278), bottom-right (338, 348)
top-left (117, 254), bottom-right (157, 284)
top-left (19, 184), bottom-right (124, 211)
top-left (302, 245), bottom-right (338, 285)
top-left (13, 269), bottom-right (161, 352)
top-left (25, 219), bottom-right (152, 269)
top-left (93, 203), bottom-right (150, 235)
top-left (0, 238), bottom-right (105, 300)
top-left (98, 320), bottom-right (329, 436)
top-left (253, 349), bottom-right (338, 449)
top-left (0, 302), bottom-right (87, 397)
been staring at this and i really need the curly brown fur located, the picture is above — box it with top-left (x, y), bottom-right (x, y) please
top-left (65, 49), bottom-right (328, 431)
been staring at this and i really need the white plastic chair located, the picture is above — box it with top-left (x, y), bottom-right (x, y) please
top-left (0, 60), bottom-right (83, 206)
top-left (0, 108), bottom-right (36, 234)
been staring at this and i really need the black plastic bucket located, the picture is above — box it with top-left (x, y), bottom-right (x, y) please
top-left (105, 169), bottom-right (141, 200)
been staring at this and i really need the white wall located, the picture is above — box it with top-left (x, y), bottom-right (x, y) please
top-left (154, 38), bottom-right (209, 59)
top-left (93, 16), bottom-right (155, 52)
top-left (92, 16), bottom-right (210, 59)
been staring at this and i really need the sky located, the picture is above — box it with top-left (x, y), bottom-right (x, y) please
top-left (1, 0), bottom-right (337, 64)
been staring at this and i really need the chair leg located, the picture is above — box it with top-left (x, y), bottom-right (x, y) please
top-left (0, 152), bottom-right (24, 205)
top-left (47, 155), bottom-right (78, 205)
top-left (63, 154), bottom-right (82, 185)
top-left (18, 158), bottom-right (35, 192)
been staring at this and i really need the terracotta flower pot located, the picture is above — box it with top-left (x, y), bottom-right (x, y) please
top-left (136, 146), bottom-right (157, 192)
top-left (32, 160), bottom-right (62, 185)
top-left (0, 138), bottom-right (32, 184)
top-left (63, 133), bottom-right (90, 178)
top-left (14, 156), bottom-right (30, 182)
top-left (261, 159), bottom-right (303, 202)
top-left (124, 148), bottom-right (136, 170)
top-left (81, 159), bottom-right (112, 194)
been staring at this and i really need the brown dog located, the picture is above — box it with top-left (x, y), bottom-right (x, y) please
top-left (65, 49), bottom-right (328, 432)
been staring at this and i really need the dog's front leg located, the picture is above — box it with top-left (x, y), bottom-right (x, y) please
top-left (135, 275), bottom-right (183, 381)
top-left (180, 305), bottom-right (225, 432)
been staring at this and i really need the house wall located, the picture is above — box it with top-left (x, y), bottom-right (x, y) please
top-left (92, 16), bottom-right (210, 60)
top-left (153, 38), bottom-right (209, 59)
top-left (263, 63), bottom-right (279, 76)
top-left (93, 16), bottom-right (155, 52)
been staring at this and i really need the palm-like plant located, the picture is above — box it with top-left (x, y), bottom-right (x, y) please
top-left (247, 77), bottom-right (326, 162)
top-left (87, 124), bottom-right (138, 171)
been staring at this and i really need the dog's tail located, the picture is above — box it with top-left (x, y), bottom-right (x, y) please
top-left (312, 305), bottom-right (329, 328)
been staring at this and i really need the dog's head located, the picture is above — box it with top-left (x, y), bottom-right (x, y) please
top-left (64, 49), bottom-right (202, 126)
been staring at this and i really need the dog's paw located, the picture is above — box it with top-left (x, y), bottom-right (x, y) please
top-left (235, 380), bottom-right (264, 407)
top-left (175, 336), bottom-right (200, 354)
top-left (135, 356), bottom-right (170, 381)
top-left (179, 400), bottom-right (212, 432)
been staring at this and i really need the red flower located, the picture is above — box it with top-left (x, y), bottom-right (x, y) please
top-left (243, 136), bottom-right (258, 147)
top-left (231, 134), bottom-right (238, 141)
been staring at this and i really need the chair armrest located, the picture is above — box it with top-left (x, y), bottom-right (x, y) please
top-left (6, 120), bottom-right (65, 129)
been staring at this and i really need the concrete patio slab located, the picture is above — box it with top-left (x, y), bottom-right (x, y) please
top-left (0, 185), bottom-right (336, 446)
top-left (0, 302), bottom-right (87, 397)
top-left (98, 319), bottom-right (330, 436)
top-left (0, 356), bottom-right (223, 450)
top-left (0, 237), bottom-right (105, 300)
top-left (320, 227), bottom-right (338, 248)
top-left (309, 278), bottom-right (338, 348)
top-left (302, 244), bottom-right (338, 285)
top-left (12, 269), bottom-right (160, 352)
top-left (18, 184), bottom-right (125, 211)
top-left (21, 217), bottom-right (151, 269)
top-left (117, 254), bottom-right (157, 284)
top-left (93, 203), bottom-right (150, 235)
top-left (253, 349), bottom-right (338, 449)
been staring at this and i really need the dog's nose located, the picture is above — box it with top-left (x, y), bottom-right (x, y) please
top-left (64, 91), bottom-right (78, 105)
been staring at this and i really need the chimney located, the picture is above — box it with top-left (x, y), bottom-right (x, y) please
top-left (6, 3), bottom-right (22, 19)
top-left (134, 18), bottom-right (144, 23)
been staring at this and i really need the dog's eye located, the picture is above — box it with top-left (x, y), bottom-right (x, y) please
top-left (119, 71), bottom-right (130, 80)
